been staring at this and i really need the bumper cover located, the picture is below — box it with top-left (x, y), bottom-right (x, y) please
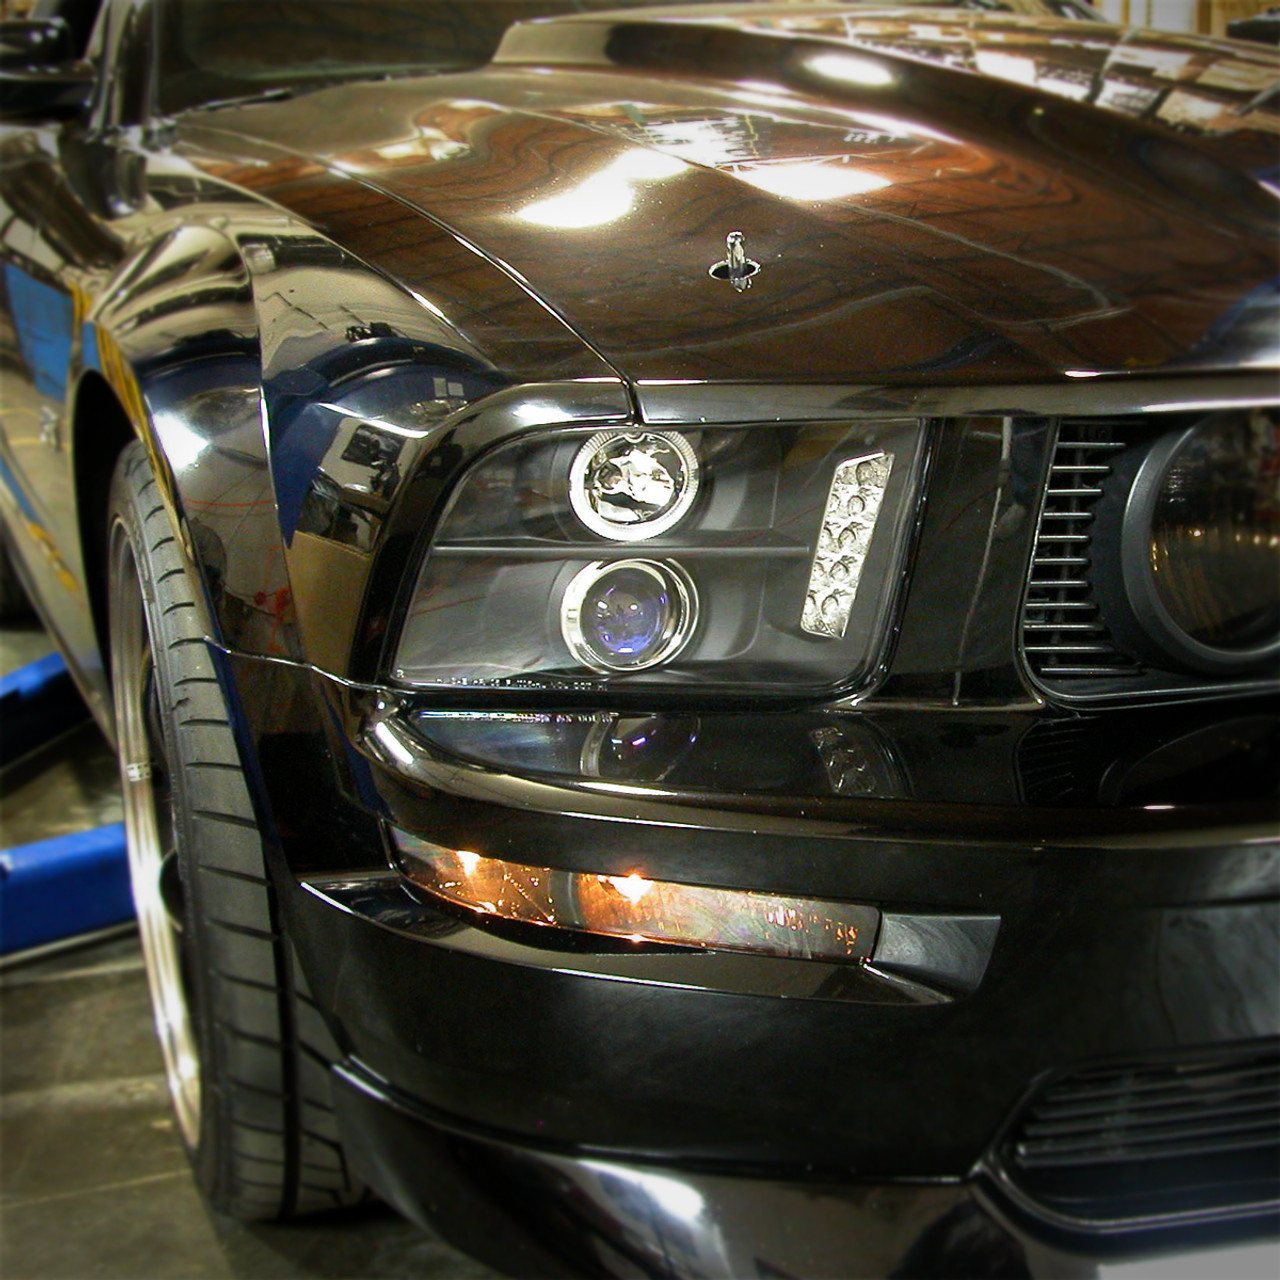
top-left (332, 1061), bottom-right (1279, 1280)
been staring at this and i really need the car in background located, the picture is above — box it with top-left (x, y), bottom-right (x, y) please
top-left (1, 1), bottom-right (1277, 1275)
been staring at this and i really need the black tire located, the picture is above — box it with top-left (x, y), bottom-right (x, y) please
top-left (107, 440), bottom-right (361, 1220)
top-left (0, 531), bottom-right (32, 619)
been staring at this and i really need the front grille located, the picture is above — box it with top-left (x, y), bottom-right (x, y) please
top-left (1022, 421), bottom-right (1141, 688)
top-left (999, 1047), bottom-right (1280, 1225)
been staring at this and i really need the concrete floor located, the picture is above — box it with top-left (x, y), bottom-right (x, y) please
top-left (0, 619), bottom-right (501, 1279)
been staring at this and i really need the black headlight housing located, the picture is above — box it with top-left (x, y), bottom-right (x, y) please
top-left (389, 419), bottom-right (927, 701)
top-left (1090, 408), bottom-right (1279, 681)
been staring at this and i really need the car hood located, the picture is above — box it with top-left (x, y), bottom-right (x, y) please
top-left (185, 6), bottom-right (1280, 386)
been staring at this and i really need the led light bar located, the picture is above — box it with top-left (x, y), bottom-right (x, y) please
top-left (394, 833), bottom-right (879, 964)
top-left (802, 451), bottom-right (894, 639)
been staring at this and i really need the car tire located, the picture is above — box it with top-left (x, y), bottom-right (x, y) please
top-left (0, 533), bottom-right (32, 619)
top-left (107, 440), bottom-right (361, 1220)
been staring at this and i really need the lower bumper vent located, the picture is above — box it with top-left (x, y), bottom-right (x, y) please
top-left (997, 1047), bottom-right (1280, 1228)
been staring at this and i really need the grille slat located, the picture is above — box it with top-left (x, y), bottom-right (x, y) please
top-left (1032, 1061), bottom-right (1280, 1108)
top-left (1016, 1127), bottom-right (1277, 1170)
top-left (1024, 622), bottom-right (1108, 632)
top-left (1022, 422), bottom-right (1142, 687)
top-left (1024, 1090), bottom-right (1280, 1139)
top-left (1003, 1048), bottom-right (1280, 1221)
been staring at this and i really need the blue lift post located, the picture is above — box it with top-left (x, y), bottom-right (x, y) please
top-left (0, 651), bottom-right (134, 957)
top-left (0, 650), bottom-right (89, 767)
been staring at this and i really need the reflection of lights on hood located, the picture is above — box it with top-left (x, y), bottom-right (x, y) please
top-left (807, 50), bottom-right (895, 88)
top-left (847, 109), bottom-right (956, 145)
top-left (730, 161), bottom-right (890, 202)
top-left (974, 51), bottom-right (1038, 87)
top-left (154, 413), bottom-right (207, 471)
top-left (518, 149), bottom-right (685, 229)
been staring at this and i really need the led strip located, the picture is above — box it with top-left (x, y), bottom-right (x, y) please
top-left (802, 451), bottom-right (893, 639)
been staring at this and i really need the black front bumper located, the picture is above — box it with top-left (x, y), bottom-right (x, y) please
top-left (223, 652), bottom-right (1280, 1275)
top-left (330, 1054), bottom-right (1279, 1280)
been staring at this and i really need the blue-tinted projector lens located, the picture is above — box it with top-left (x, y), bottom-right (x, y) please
top-left (586, 569), bottom-right (669, 659)
top-left (561, 560), bottom-right (698, 673)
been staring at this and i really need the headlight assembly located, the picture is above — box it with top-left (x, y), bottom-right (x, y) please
top-left (391, 420), bottom-right (924, 695)
top-left (1094, 409), bottom-right (1280, 678)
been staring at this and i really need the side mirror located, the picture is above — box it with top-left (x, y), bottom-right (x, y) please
top-left (0, 18), bottom-right (75, 70)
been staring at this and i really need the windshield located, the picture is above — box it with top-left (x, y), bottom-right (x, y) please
top-left (156, 0), bottom-right (1100, 116)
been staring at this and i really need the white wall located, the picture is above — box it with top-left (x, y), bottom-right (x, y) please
top-left (1095, 0), bottom-right (1199, 32)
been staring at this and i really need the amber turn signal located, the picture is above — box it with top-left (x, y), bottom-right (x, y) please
top-left (393, 833), bottom-right (880, 964)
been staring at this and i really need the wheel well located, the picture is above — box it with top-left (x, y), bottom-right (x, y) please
top-left (73, 370), bottom-right (137, 681)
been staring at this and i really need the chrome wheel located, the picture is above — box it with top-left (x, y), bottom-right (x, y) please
top-left (110, 523), bottom-right (202, 1148)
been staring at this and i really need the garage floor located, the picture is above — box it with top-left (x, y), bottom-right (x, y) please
top-left (0, 619), bottom-right (499, 1279)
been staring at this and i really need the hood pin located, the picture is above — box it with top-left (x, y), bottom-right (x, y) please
top-left (709, 232), bottom-right (760, 292)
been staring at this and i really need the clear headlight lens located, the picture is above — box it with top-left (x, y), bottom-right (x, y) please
top-left (1115, 408), bottom-right (1280, 675)
top-left (391, 420), bottom-right (923, 693)
top-left (1148, 413), bottom-right (1280, 650)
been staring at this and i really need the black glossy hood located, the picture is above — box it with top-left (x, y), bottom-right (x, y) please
top-left (186, 7), bottom-right (1280, 385)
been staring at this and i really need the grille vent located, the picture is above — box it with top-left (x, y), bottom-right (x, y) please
top-left (1022, 422), bottom-right (1141, 688)
top-left (1002, 1048), bottom-right (1280, 1224)
top-left (1016, 716), bottom-right (1096, 806)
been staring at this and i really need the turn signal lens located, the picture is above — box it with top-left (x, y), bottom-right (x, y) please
top-left (394, 833), bottom-right (879, 963)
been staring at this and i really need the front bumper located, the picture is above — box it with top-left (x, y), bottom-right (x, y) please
top-left (221, 652), bottom-right (1280, 1273)
top-left (331, 1056), bottom-right (1279, 1280)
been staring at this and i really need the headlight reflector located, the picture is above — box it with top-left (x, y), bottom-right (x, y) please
top-left (569, 429), bottom-right (700, 540)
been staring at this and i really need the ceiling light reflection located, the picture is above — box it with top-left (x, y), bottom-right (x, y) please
top-left (730, 161), bottom-right (890, 202)
top-left (518, 149), bottom-right (686, 230)
top-left (807, 50), bottom-right (896, 88)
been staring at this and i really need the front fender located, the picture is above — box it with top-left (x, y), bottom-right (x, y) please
top-left (85, 212), bottom-right (630, 679)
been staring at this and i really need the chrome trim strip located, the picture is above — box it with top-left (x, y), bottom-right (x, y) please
top-left (635, 374), bottom-right (1280, 426)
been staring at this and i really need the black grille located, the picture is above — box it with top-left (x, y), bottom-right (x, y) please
top-left (1022, 421), bottom-right (1141, 688)
top-left (1001, 1048), bottom-right (1280, 1224)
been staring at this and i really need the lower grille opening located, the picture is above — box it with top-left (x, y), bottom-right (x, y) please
top-left (997, 1046), bottom-right (1280, 1227)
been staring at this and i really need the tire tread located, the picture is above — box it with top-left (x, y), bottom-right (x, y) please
top-left (108, 441), bottom-right (361, 1223)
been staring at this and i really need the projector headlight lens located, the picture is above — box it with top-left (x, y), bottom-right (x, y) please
top-left (569, 429), bottom-right (700, 540)
top-left (1120, 410), bottom-right (1280, 674)
top-left (561, 560), bottom-right (698, 672)
top-left (1148, 415), bottom-right (1279, 651)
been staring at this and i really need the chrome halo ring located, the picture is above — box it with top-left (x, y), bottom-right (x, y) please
top-left (569, 429), bottom-right (700, 541)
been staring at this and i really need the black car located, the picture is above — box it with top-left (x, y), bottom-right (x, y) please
top-left (1, 1), bottom-right (1277, 1275)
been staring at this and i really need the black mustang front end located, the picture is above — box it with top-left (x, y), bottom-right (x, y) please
top-left (0, 1), bottom-right (1276, 1275)
top-left (235, 389), bottom-right (1279, 1278)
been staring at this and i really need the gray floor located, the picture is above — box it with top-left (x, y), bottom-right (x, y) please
top-left (0, 621), bottom-right (501, 1279)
